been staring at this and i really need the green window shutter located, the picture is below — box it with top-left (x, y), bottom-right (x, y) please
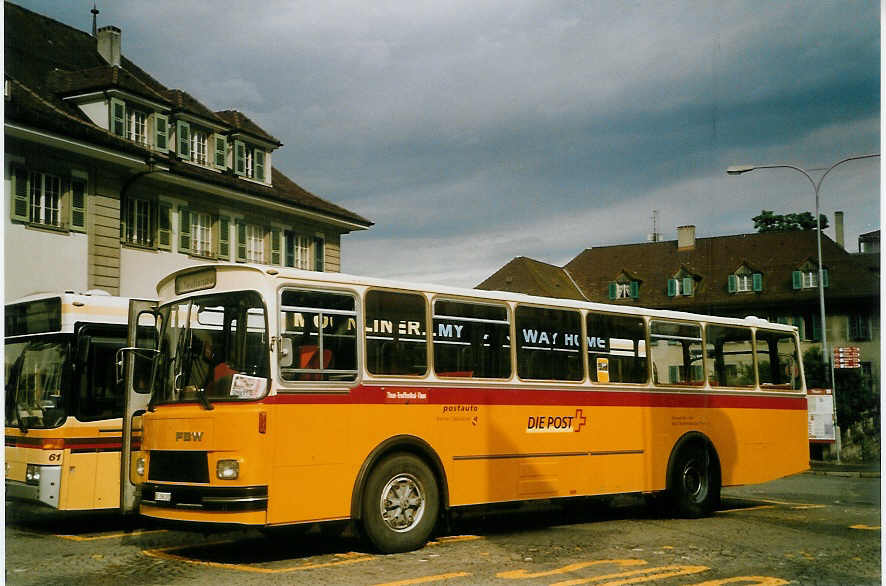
top-left (179, 207), bottom-right (191, 253)
top-left (110, 97), bottom-right (126, 137)
top-left (270, 228), bottom-right (281, 265)
top-left (177, 120), bottom-right (191, 160)
top-left (154, 114), bottom-right (169, 152)
top-left (791, 271), bottom-right (802, 290)
top-left (667, 278), bottom-right (676, 297)
top-left (218, 216), bottom-right (230, 259)
top-left (314, 237), bottom-right (325, 271)
top-left (254, 149), bottom-right (265, 181)
top-left (811, 314), bottom-right (821, 341)
top-left (236, 221), bottom-right (247, 262)
top-left (752, 273), bottom-right (763, 292)
top-left (630, 280), bottom-right (639, 299)
top-left (821, 268), bottom-right (829, 288)
top-left (157, 203), bottom-right (172, 250)
top-left (11, 166), bottom-right (30, 222)
top-left (234, 140), bottom-right (246, 175)
top-left (668, 365), bottom-right (679, 384)
top-left (608, 282), bottom-right (617, 300)
top-left (727, 274), bottom-right (737, 293)
top-left (682, 277), bottom-right (693, 296)
top-left (214, 135), bottom-right (227, 169)
top-left (70, 179), bottom-right (87, 232)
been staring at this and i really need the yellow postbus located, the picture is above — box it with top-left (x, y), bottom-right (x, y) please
top-left (123, 264), bottom-right (808, 553)
top-left (5, 292), bottom-right (134, 510)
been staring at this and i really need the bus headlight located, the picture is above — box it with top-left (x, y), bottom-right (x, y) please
top-left (216, 459), bottom-right (239, 480)
top-left (25, 464), bottom-right (41, 485)
top-left (135, 457), bottom-right (145, 477)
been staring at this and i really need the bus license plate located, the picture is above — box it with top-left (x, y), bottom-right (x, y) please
top-left (155, 491), bottom-right (172, 502)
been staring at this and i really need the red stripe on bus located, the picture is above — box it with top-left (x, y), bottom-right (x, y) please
top-left (4, 436), bottom-right (126, 450)
top-left (261, 385), bottom-right (807, 410)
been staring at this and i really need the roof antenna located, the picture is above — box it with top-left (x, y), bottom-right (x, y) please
top-left (647, 209), bottom-right (661, 242)
top-left (91, 2), bottom-right (100, 37)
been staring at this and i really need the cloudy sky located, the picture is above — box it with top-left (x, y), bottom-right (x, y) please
top-left (17, 1), bottom-right (881, 287)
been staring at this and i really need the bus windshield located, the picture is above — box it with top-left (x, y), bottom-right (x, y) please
top-left (153, 291), bottom-right (269, 405)
top-left (5, 336), bottom-right (70, 429)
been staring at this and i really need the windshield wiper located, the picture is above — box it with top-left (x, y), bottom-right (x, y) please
top-left (196, 389), bottom-right (214, 411)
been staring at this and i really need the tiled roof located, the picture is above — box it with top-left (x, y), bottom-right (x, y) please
top-left (476, 257), bottom-right (586, 300)
top-left (565, 231), bottom-right (877, 310)
top-left (215, 110), bottom-right (282, 146)
top-left (5, 1), bottom-right (370, 229)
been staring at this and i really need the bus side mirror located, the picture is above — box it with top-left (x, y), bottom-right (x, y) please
top-left (279, 338), bottom-right (293, 368)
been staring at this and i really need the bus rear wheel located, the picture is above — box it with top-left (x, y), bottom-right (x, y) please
top-left (668, 443), bottom-right (720, 517)
top-left (361, 453), bottom-right (439, 554)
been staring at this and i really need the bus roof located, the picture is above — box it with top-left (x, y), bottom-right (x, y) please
top-left (157, 264), bottom-right (798, 333)
top-left (5, 291), bottom-right (134, 338)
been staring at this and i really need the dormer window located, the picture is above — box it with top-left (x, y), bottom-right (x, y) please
top-left (235, 140), bottom-right (267, 182)
top-left (191, 129), bottom-right (209, 166)
top-left (608, 272), bottom-right (639, 300)
top-left (728, 265), bottom-right (762, 293)
top-left (792, 261), bottom-right (829, 290)
top-left (667, 269), bottom-right (697, 297)
top-left (128, 108), bottom-right (147, 144)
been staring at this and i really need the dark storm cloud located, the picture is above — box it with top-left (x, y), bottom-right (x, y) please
top-left (15, 0), bottom-right (879, 285)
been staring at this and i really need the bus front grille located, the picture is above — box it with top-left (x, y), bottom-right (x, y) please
top-left (148, 451), bottom-right (209, 483)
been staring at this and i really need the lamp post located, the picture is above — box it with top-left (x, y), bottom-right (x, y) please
top-left (727, 153), bottom-right (879, 464)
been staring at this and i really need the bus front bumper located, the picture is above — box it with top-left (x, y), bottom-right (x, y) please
top-left (140, 483), bottom-right (267, 512)
top-left (5, 465), bottom-right (61, 508)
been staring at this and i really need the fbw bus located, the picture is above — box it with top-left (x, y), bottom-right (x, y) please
top-left (5, 292), bottom-right (136, 510)
top-left (122, 264), bottom-right (808, 553)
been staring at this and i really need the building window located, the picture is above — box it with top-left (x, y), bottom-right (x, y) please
top-left (191, 129), bottom-right (209, 165)
top-left (29, 171), bottom-right (61, 227)
top-left (235, 140), bottom-right (267, 182)
top-left (793, 264), bottom-right (829, 290)
top-left (124, 197), bottom-right (153, 247)
top-left (128, 109), bottom-right (147, 144)
top-left (849, 314), bottom-right (871, 341)
top-left (667, 273), bottom-right (696, 297)
top-left (191, 212), bottom-right (213, 256)
top-left (246, 224), bottom-right (264, 263)
top-left (285, 233), bottom-right (312, 269)
top-left (728, 267), bottom-right (762, 293)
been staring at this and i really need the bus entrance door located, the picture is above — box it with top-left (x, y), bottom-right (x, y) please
top-left (120, 299), bottom-right (159, 514)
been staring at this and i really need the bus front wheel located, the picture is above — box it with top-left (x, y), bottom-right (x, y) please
top-left (668, 443), bottom-right (720, 517)
top-left (361, 453), bottom-right (439, 554)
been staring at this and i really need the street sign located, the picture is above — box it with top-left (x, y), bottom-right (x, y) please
top-left (807, 387), bottom-right (835, 443)
top-left (833, 346), bottom-right (861, 369)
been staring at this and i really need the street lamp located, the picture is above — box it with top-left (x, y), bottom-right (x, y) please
top-left (727, 153), bottom-right (879, 464)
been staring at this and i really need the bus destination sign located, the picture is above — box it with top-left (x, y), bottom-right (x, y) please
top-left (175, 268), bottom-right (217, 295)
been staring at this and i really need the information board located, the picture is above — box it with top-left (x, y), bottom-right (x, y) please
top-left (807, 387), bottom-right (835, 443)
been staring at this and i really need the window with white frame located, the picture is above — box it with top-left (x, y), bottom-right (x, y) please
top-left (792, 262), bottom-right (828, 290)
top-left (234, 140), bottom-right (267, 182)
top-left (191, 211), bottom-right (213, 256)
top-left (245, 224), bottom-right (264, 263)
top-left (29, 171), bottom-right (61, 227)
top-left (128, 109), bottom-right (147, 144)
top-left (667, 271), bottom-right (696, 297)
top-left (124, 197), bottom-right (153, 246)
top-left (191, 129), bottom-right (209, 166)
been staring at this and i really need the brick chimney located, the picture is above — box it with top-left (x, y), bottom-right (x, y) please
top-left (834, 211), bottom-right (845, 249)
top-left (677, 225), bottom-right (696, 250)
top-left (97, 25), bottom-right (121, 67)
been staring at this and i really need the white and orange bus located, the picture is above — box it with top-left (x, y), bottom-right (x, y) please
top-left (123, 264), bottom-right (808, 553)
top-left (5, 292), bottom-right (134, 511)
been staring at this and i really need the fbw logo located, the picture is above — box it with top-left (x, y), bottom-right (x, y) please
top-left (526, 409), bottom-right (587, 433)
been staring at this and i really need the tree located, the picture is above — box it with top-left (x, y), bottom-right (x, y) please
top-left (753, 210), bottom-right (829, 233)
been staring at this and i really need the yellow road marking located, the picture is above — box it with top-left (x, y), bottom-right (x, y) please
top-left (374, 572), bottom-right (472, 585)
top-left (427, 535), bottom-right (483, 545)
top-left (790, 505), bottom-right (825, 510)
top-left (850, 524), bottom-right (880, 531)
top-left (57, 529), bottom-right (168, 541)
top-left (142, 542), bottom-right (374, 574)
top-left (498, 559), bottom-right (645, 579)
top-left (716, 505), bottom-right (776, 514)
top-left (691, 577), bottom-right (788, 586)
top-left (551, 564), bottom-right (709, 586)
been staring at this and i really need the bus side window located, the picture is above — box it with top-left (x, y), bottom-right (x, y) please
top-left (77, 330), bottom-right (127, 421)
top-left (365, 290), bottom-right (427, 377)
top-left (515, 306), bottom-right (582, 381)
top-left (756, 330), bottom-right (800, 390)
top-left (649, 320), bottom-right (704, 386)
top-left (586, 312), bottom-right (648, 384)
top-left (705, 325), bottom-right (754, 388)
top-left (433, 300), bottom-right (511, 379)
